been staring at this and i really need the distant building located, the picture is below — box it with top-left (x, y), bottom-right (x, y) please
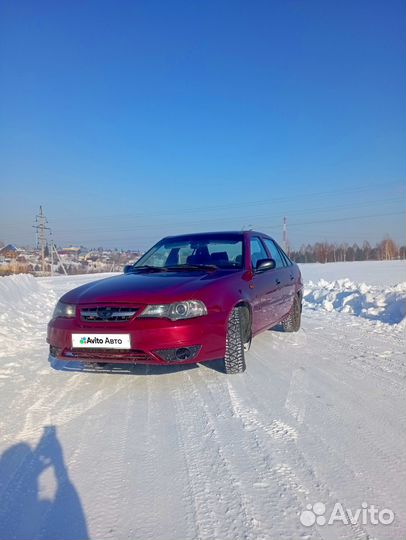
top-left (60, 247), bottom-right (81, 256)
top-left (0, 244), bottom-right (18, 258)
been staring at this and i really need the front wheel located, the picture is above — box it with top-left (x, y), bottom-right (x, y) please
top-left (224, 307), bottom-right (247, 374)
top-left (282, 296), bottom-right (302, 332)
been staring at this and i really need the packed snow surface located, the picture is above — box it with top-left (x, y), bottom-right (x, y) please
top-left (0, 261), bottom-right (405, 540)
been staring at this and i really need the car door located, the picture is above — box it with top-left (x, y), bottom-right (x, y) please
top-left (276, 242), bottom-right (297, 315)
top-left (263, 238), bottom-right (294, 319)
top-left (249, 236), bottom-right (282, 332)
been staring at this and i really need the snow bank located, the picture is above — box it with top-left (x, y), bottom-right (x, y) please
top-left (0, 274), bottom-right (58, 358)
top-left (0, 273), bottom-right (115, 358)
top-left (0, 273), bottom-right (42, 306)
top-left (303, 278), bottom-right (406, 325)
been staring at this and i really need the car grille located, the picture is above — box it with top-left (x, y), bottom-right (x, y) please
top-left (64, 349), bottom-right (151, 362)
top-left (80, 306), bottom-right (139, 322)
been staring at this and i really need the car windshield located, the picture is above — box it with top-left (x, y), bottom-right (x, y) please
top-left (134, 234), bottom-right (244, 270)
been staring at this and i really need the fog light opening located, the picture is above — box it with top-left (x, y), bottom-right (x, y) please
top-left (175, 347), bottom-right (191, 361)
top-left (154, 345), bottom-right (201, 362)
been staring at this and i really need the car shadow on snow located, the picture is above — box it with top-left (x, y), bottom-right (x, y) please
top-left (0, 425), bottom-right (88, 540)
top-left (48, 356), bottom-right (226, 376)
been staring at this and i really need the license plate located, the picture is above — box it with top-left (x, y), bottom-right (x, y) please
top-left (72, 334), bottom-right (131, 349)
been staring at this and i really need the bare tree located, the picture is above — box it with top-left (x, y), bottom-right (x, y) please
top-left (378, 237), bottom-right (398, 260)
top-left (289, 236), bottom-right (400, 263)
top-left (362, 241), bottom-right (371, 260)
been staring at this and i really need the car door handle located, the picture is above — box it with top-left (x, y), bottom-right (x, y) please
top-left (275, 278), bottom-right (281, 285)
top-left (290, 275), bottom-right (294, 280)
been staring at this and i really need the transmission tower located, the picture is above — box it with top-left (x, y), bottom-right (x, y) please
top-left (283, 216), bottom-right (289, 254)
top-left (33, 206), bottom-right (50, 273)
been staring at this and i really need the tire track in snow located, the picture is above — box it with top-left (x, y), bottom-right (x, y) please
top-left (188, 369), bottom-right (274, 540)
top-left (222, 376), bottom-right (317, 540)
top-left (12, 372), bottom-right (131, 443)
top-left (191, 368), bottom-right (331, 539)
top-left (284, 368), bottom-right (308, 424)
top-left (171, 370), bottom-right (250, 540)
top-left (237, 387), bottom-right (370, 538)
top-left (1, 369), bottom-right (86, 446)
top-left (79, 379), bottom-right (136, 540)
top-left (126, 372), bottom-right (160, 539)
top-left (301, 376), bottom-right (406, 538)
top-left (221, 351), bottom-right (366, 539)
top-left (128, 370), bottom-right (194, 540)
top-left (36, 410), bottom-right (96, 539)
top-left (245, 320), bottom-right (404, 540)
top-left (195, 368), bottom-right (315, 540)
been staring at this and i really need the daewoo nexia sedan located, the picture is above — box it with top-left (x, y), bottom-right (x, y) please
top-left (47, 231), bottom-right (303, 373)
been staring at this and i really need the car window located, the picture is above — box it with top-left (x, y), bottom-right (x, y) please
top-left (204, 242), bottom-right (241, 266)
top-left (137, 244), bottom-right (193, 267)
top-left (250, 237), bottom-right (268, 269)
top-left (277, 244), bottom-right (292, 266)
top-left (263, 238), bottom-right (285, 269)
top-left (144, 246), bottom-right (172, 267)
top-left (177, 246), bottom-right (195, 264)
top-left (135, 235), bottom-right (244, 268)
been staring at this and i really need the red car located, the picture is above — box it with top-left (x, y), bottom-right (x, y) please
top-left (47, 231), bottom-right (303, 373)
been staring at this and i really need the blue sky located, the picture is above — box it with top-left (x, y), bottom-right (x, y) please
top-left (0, 0), bottom-right (404, 250)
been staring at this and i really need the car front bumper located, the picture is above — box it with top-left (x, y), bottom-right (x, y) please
top-left (47, 312), bottom-right (227, 365)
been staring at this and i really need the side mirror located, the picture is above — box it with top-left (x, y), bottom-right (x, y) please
top-left (256, 258), bottom-right (276, 272)
top-left (123, 264), bottom-right (134, 274)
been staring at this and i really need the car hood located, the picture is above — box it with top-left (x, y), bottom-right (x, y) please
top-left (61, 271), bottom-right (233, 305)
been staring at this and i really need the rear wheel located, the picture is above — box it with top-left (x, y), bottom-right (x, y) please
top-left (224, 307), bottom-right (247, 374)
top-left (282, 295), bottom-right (301, 332)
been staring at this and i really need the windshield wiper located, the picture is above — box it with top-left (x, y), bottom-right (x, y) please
top-left (165, 264), bottom-right (217, 272)
top-left (130, 265), bottom-right (168, 273)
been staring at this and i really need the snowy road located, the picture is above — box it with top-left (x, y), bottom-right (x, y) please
top-left (0, 263), bottom-right (405, 540)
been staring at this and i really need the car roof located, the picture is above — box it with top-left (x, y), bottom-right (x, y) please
top-left (162, 230), bottom-right (272, 241)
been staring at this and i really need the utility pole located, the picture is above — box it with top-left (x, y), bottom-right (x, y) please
top-left (33, 206), bottom-right (50, 274)
top-left (49, 232), bottom-right (54, 277)
top-left (283, 216), bottom-right (289, 255)
top-left (32, 207), bottom-right (67, 276)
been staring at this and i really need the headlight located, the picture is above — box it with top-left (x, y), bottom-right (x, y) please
top-left (139, 300), bottom-right (207, 321)
top-left (52, 301), bottom-right (76, 319)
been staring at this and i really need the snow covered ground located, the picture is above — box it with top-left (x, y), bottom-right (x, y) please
top-left (301, 261), bottom-right (406, 326)
top-left (0, 261), bottom-right (405, 540)
top-left (300, 260), bottom-right (405, 286)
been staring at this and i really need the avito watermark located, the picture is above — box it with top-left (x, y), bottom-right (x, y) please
top-left (300, 502), bottom-right (395, 527)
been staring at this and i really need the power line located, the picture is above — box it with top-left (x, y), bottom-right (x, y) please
top-left (259, 211), bottom-right (405, 230)
top-left (0, 182), bottom-right (402, 233)
top-left (50, 196), bottom-right (402, 234)
top-left (46, 180), bottom-right (405, 223)
top-left (59, 211), bottom-right (405, 245)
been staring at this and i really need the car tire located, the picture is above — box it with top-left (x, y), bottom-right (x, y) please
top-left (282, 295), bottom-right (301, 332)
top-left (224, 307), bottom-right (247, 374)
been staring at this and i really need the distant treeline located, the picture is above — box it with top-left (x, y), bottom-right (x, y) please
top-left (289, 237), bottom-right (405, 264)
